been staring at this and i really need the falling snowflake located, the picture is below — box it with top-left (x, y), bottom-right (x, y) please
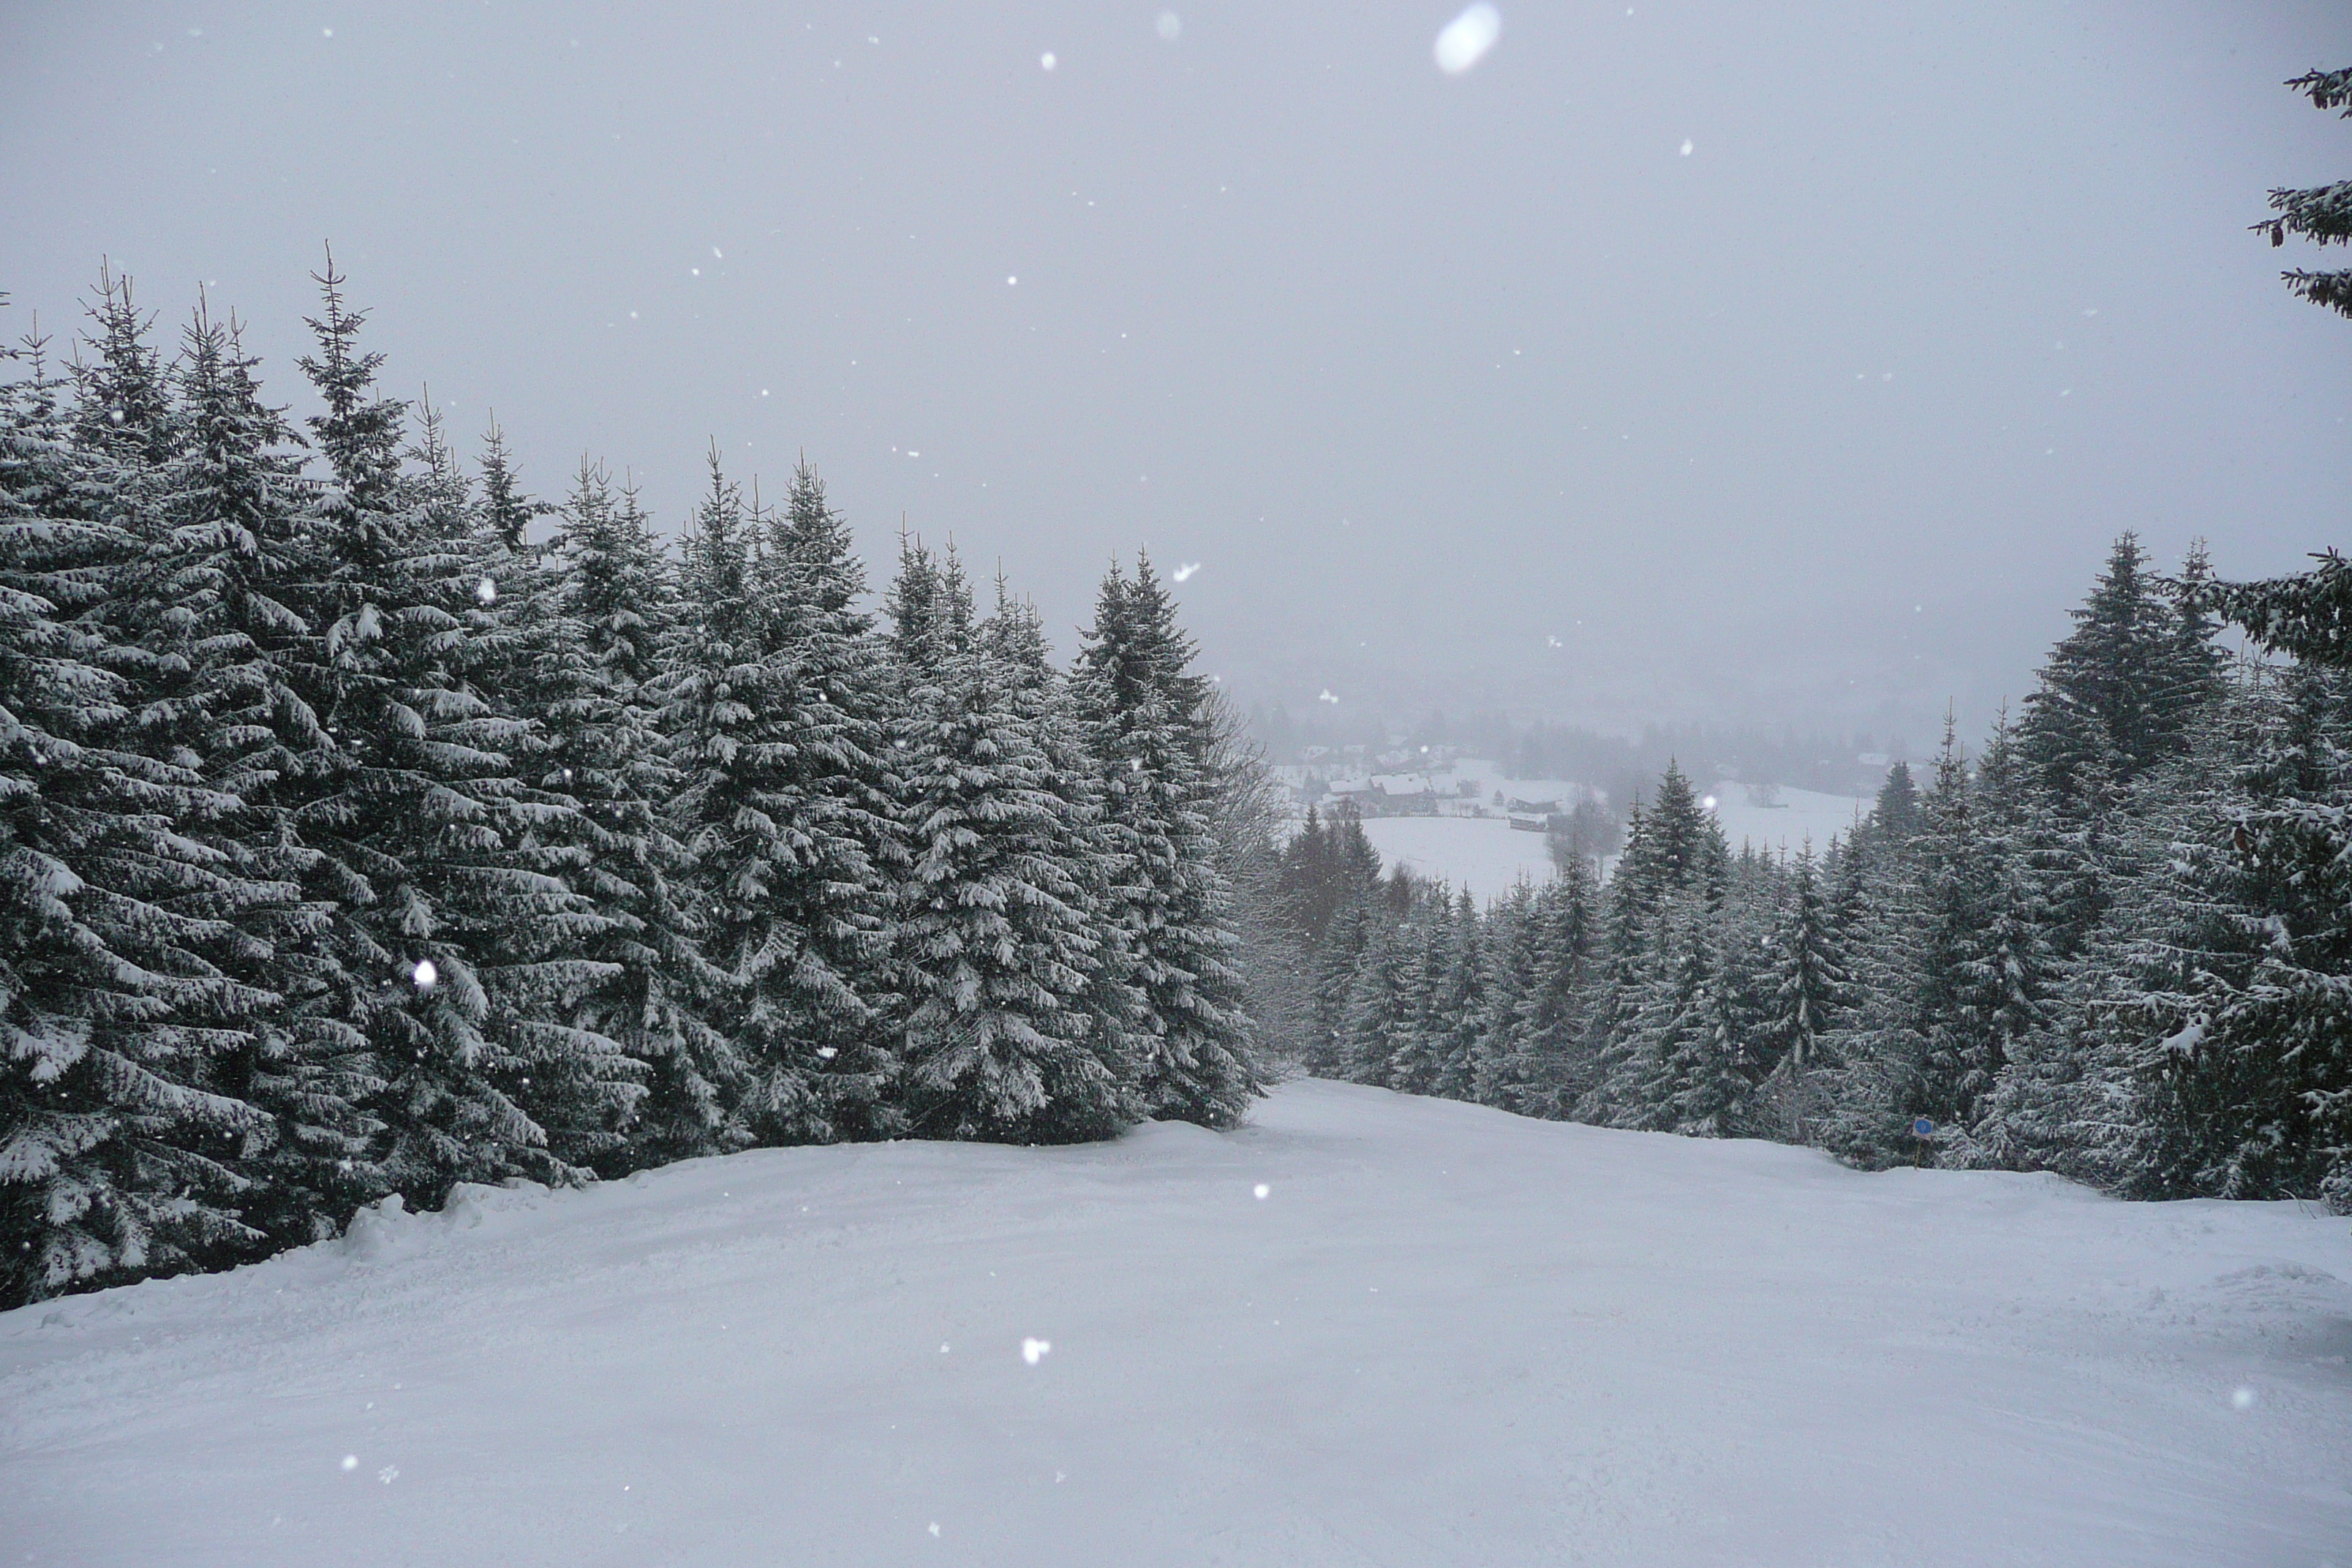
top-left (929, 1523), bottom-right (941, 1537)
top-left (412, 960), bottom-right (437, 990)
top-left (1434, 4), bottom-right (1500, 74)
top-left (1700, 796), bottom-right (1718, 811)
top-left (816, 1046), bottom-right (837, 1059)
top-left (1172, 562), bottom-right (1200, 582)
top-left (475, 577), bottom-right (497, 605)
top-left (1680, 138), bottom-right (1693, 157)
top-left (378, 1466), bottom-right (399, 1484)
top-left (1253, 1183), bottom-right (1270, 1200)
top-left (2233, 1387), bottom-right (2256, 1409)
top-left (1317, 689), bottom-right (1339, 704)
top-left (1007, 275), bottom-right (1018, 285)
top-left (1157, 10), bottom-right (1181, 39)
top-left (1022, 1337), bottom-right (1052, 1365)
top-left (340, 1455), bottom-right (358, 1471)
top-left (1040, 51), bottom-right (1057, 70)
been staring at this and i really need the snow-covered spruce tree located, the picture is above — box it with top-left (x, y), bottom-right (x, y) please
top-left (1277, 804), bottom-right (1373, 950)
top-left (277, 260), bottom-right (612, 1205)
top-left (1504, 860), bottom-right (1600, 1116)
top-left (1427, 887), bottom-right (1486, 1101)
top-left (2114, 662), bottom-right (2352, 1208)
top-left (1665, 919), bottom-right (1754, 1139)
top-left (1308, 895), bottom-right (1381, 1078)
top-left (1382, 887), bottom-right (1454, 1096)
top-left (141, 300), bottom-right (382, 1252)
top-left (2253, 67), bottom-right (2352, 318)
top-left (1336, 912), bottom-right (1414, 1088)
top-left (661, 451), bottom-right (892, 1147)
top-left (744, 459), bottom-right (903, 1138)
top-left (1612, 896), bottom-right (1747, 1137)
top-left (980, 578), bottom-right (1147, 1093)
top-left (1575, 772), bottom-right (1726, 1125)
top-left (1468, 880), bottom-right (1537, 1109)
top-left (513, 459), bottom-right (731, 1172)
top-left (886, 557), bottom-right (1136, 1142)
top-left (1569, 799), bottom-right (1656, 1126)
top-left (0, 314), bottom-right (278, 1303)
top-left (1824, 717), bottom-right (2060, 1167)
top-left (1071, 555), bottom-right (1259, 1126)
top-left (1751, 840), bottom-right (1851, 1143)
top-left (2019, 533), bottom-right (2223, 814)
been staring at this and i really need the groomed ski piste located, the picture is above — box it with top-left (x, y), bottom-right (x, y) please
top-left (4, 1079), bottom-right (2348, 1567)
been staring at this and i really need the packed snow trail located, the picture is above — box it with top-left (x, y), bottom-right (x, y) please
top-left (4, 1082), bottom-right (2348, 1567)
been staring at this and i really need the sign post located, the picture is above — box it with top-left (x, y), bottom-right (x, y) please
top-left (1912, 1116), bottom-right (1934, 1166)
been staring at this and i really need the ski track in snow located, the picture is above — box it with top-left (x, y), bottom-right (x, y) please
top-left (4, 1081), bottom-right (2349, 1567)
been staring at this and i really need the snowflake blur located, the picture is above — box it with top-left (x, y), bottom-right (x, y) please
top-left (1434, 4), bottom-right (1501, 75)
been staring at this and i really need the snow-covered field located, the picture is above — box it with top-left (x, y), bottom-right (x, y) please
top-left (1702, 780), bottom-right (1873, 860)
top-left (1355, 781), bottom-right (1873, 902)
top-left (6, 1082), bottom-right (2349, 1568)
top-left (1359, 815), bottom-right (1558, 901)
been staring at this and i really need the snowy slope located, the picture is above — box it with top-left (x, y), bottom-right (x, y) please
top-left (1359, 815), bottom-right (1558, 901)
top-left (5, 1082), bottom-right (2349, 1568)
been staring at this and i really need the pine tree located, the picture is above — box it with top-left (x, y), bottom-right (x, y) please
top-left (2252, 67), bottom-right (2352, 318)
top-left (2120, 665), bottom-right (2352, 1208)
top-left (1752, 841), bottom-right (1850, 1142)
top-left (663, 450), bottom-right (892, 1147)
top-left (1514, 860), bottom-right (1599, 1114)
top-left (2021, 534), bottom-right (2222, 805)
top-left (1336, 915), bottom-right (1412, 1088)
top-left (148, 300), bottom-right (373, 1249)
top-left (1308, 897), bottom-right (1379, 1077)
top-left (1469, 881), bottom-right (1537, 1109)
top-left (1428, 888), bottom-right (1485, 1101)
top-left (280, 260), bottom-right (601, 1205)
top-left (1384, 890), bottom-right (1456, 1096)
top-left (0, 316), bottom-right (274, 1303)
top-left (892, 576), bottom-right (1135, 1142)
top-left (1071, 556), bottom-right (1259, 1126)
top-left (528, 459), bottom-right (725, 1171)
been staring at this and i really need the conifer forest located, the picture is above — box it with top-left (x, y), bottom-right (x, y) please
top-left (0, 265), bottom-right (1276, 1306)
top-left (9, 12), bottom-right (2352, 1564)
top-left (7, 249), bottom-right (2351, 1313)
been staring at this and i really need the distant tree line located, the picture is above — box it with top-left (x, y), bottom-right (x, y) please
top-left (0, 263), bottom-right (1271, 1308)
top-left (1277, 535), bottom-right (2352, 1213)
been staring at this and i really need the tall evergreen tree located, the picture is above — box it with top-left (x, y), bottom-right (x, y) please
top-left (663, 450), bottom-right (892, 1147)
top-left (0, 316), bottom-right (274, 1303)
top-left (1071, 556), bottom-right (1258, 1126)
top-left (892, 573), bottom-right (1135, 1142)
top-left (1752, 841), bottom-right (1850, 1142)
top-left (282, 260), bottom-right (608, 1205)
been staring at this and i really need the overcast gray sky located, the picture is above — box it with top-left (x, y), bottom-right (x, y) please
top-left (6, 1), bottom-right (2348, 746)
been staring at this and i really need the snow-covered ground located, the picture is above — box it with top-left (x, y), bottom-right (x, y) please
top-left (7, 1082), bottom-right (2348, 1567)
top-left (1359, 815), bottom-right (1558, 901)
top-left (1354, 781), bottom-right (1873, 901)
top-left (1702, 779), bottom-right (1873, 860)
